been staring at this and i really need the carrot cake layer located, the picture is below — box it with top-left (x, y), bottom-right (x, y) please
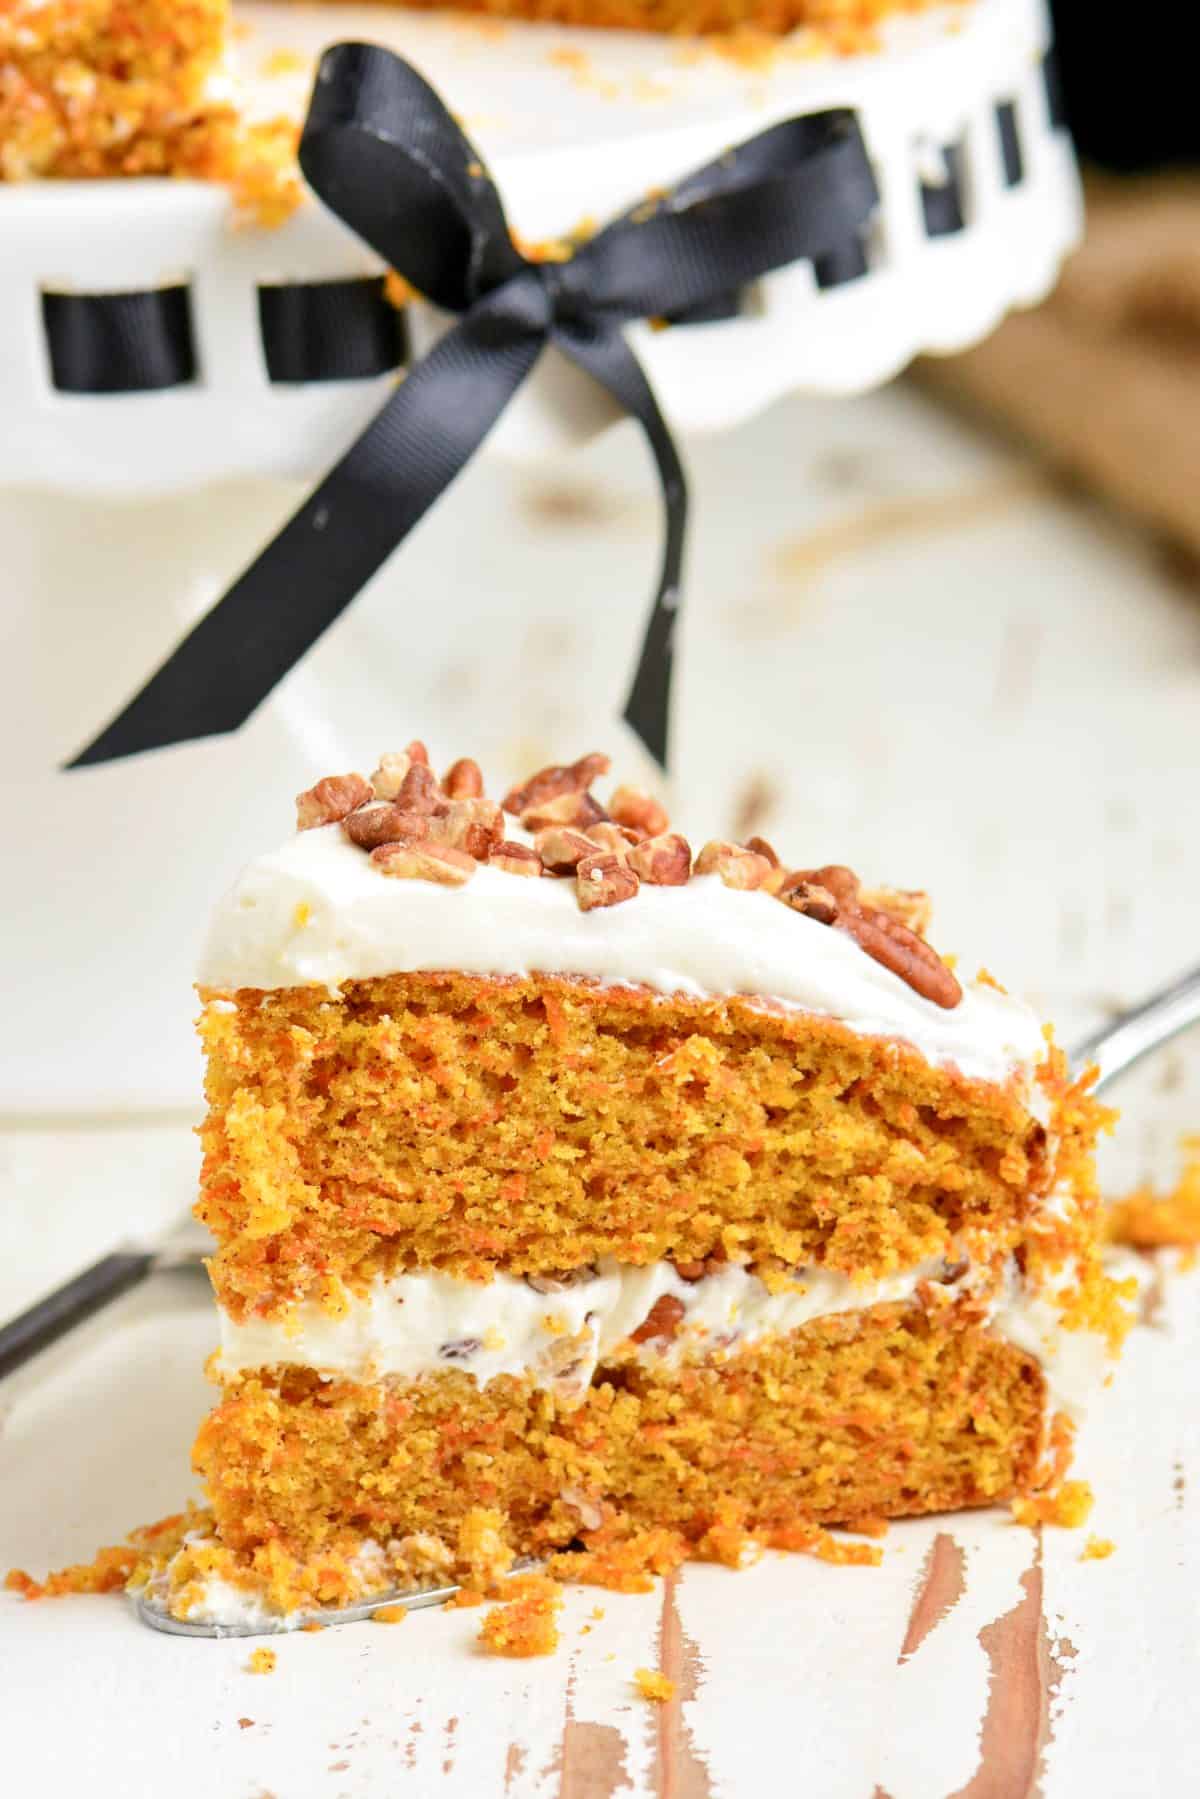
top-left (162, 743), bottom-right (1126, 1628)
top-left (0, 1), bottom-right (233, 181)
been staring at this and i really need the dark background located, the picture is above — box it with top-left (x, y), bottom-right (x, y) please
top-left (1052, 0), bottom-right (1194, 169)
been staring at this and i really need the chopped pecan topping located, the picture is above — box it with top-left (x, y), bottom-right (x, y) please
top-left (629, 1293), bottom-right (686, 1344)
top-left (431, 798), bottom-right (503, 859)
top-left (534, 827), bottom-right (597, 875)
top-left (743, 835), bottom-right (780, 867)
top-left (628, 832), bottom-right (692, 886)
top-left (442, 756), bottom-right (484, 799)
top-left (488, 841), bottom-right (543, 876)
top-left (370, 839), bottom-right (476, 885)
top-left (521, 789), bottom-right (608, 833)
top-left (779, 876), bottom-right (840, 924)
top-left (796, 864), bottom-right (861, 905)
top-left (584, 822), bottom-right (639, 859)
top-left (576, 852), bottom-right (638, 911)
top-left (524, 1266), bottom-right (598, 1293)
top-left (296, 773), bottom-right (374, 830)
top-left (694, 840), bottom-right (773, 891)
top-left (393, 762), bottom-right (448, 817)
top-left (342, 802), bottom-right (430, 851)
top-left (438, 1336), bottom-right (481, 1361)
top-left (370, 752), bottom-right (411, 800)
top-left (503, 752), bottom-right (611, 817)
top-left (609, 785), bottom-right (669, 839)
top-left (838, 904), bottom-right (962, 1009)
top-left (858, 884), bottom-right (933, 939)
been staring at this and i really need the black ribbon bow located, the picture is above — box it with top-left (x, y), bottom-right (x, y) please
top-left (70, 45), bottom-right (877, 772)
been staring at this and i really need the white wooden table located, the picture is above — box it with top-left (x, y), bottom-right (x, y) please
top-left (3, 377), bottom-right (1199, 1795)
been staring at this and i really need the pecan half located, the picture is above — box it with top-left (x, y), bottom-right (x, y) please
top-left (296, 773), bottom-right (373, 830)
top-left (394, 762), bottom-right (448, 817)
top-left (489, 841), bottom-right (543, 876)
top-left (342, 803), bottom-right (430, 851)
top-left (609, 785), bottom-right (669, 839)
top-left (431, 797), bottom-right (503, 859)
top-left (838, 906), bottom-right (962, 1009)
top-left (629, 1293), bottom-right (686, 1344)
top-left (533, 827), bottom-right (597, 875)
top-left (778, 876), bottom-right (840, 924)
top-left (503, 752), bottom-right (611, 817)
top-left (576, 852), bottom-right (638, 911)
top-left (370, 839), bottom-right (476, 885)
top-left (694, 840), bottom-right (773, 891)
top-left (443, 757), bottom-right (484, 799)
top-left (628, 832), bottom-right (692, 886)
top-left (858, 884), bottom-right (933, 939)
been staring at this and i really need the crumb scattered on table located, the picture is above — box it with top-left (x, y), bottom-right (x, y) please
top-left (1012, 1480), bottom-right (1095, 1529)
top-left (635, 1668), bottom-right (676, 1703)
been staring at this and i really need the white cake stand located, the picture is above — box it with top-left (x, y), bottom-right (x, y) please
top-left (0, 0), bottom-right (1077, 489)
top-left (1, 0), bottom-right (1081, 1115)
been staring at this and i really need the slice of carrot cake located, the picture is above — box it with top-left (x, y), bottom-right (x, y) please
top-left (146, 742), bottom-right (1128, 1625)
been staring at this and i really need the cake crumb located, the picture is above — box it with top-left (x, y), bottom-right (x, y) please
top-left (634, 1668), bottom-right (676, 1703)
top-left (370, 1605), bottom-right (408, 1624)
top-left (246, 1648), bottom-right (276, 1674)
top-left (1081, 1535), bottom-right (1115, 1561)
top-left (1012, 1480), bottom-right (1095, 1530)
top-left (447, 1587), bottom-right (485, 1610)
top-left (1106, 1141), bottom-right (1200, 1250)
top-left (477, 1576), bottom-right (562, 1659)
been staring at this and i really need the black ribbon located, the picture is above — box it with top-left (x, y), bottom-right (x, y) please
top-left (69, 44), bottom-right (877, 772)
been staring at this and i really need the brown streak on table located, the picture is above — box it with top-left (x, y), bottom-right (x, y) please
top-left (552, 1645), bottom-right (632, 1798)
top-left (951, 1538), bottom-right (1057, 1799)
top-left (652, 1572), bottom-right (713, 1799)
top-left (898, 1532), bottom-right (967, 1664)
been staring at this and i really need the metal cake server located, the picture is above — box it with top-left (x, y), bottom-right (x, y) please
top-left (5, 966), bottom-right (1199, 1635)
top-left (1070, 963), bottom-right (1200, 1096)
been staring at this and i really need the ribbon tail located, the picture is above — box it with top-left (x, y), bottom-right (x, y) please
top-left (67, 300), bottom-right (546, 769)
top-left (558, 325), bottom-right (686, 773)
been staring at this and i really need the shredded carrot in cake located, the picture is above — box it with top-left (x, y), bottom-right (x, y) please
top-left (1081, 1536), bottom-right (1115, 1561)
top-left (370, 1605), bottom-right (409, 1624)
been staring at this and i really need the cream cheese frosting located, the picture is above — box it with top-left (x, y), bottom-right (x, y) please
top-left (199, 824), bottom-right (1047, 1089)
top-left (215, 1254), bottom-right (1111, 1422)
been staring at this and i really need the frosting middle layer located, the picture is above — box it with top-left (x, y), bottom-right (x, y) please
top-left (216, 1257), bottom-right (1113, 1421)
top-left (217, 1258), bottom-right (951, 1391)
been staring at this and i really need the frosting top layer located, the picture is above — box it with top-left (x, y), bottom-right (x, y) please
top-left (199, 824), bottom-right (1047, 1089)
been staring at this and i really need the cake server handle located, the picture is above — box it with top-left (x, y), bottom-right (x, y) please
top-left (0, 1250), bottom-right (157, 1381)
top-left (1071, 964), bottom-right (1200, 1095)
